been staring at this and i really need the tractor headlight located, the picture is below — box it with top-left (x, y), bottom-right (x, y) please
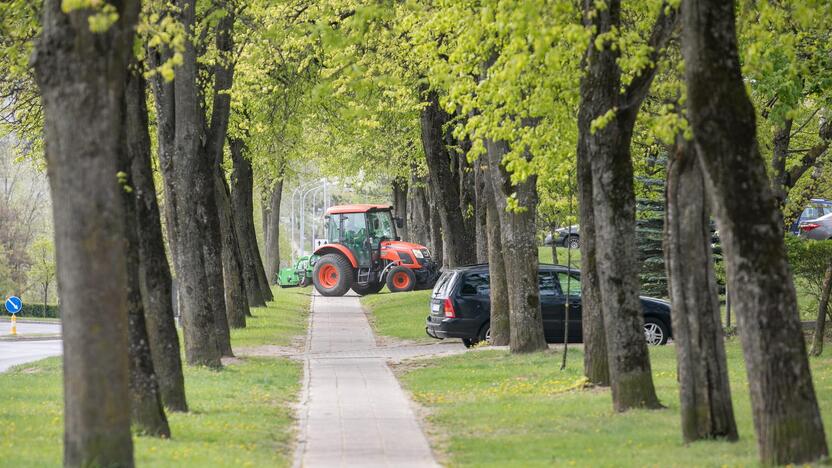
top-left (412, 249), bottom-right (424, 259)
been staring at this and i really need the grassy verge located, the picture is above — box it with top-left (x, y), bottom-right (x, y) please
top-left (361, 290), bottom-right (434, 342)
top-left (538, 246), bottom-right (581, 267)
top-left (398, 342), bottom-right (832, 466)
top-left (0, 286), bottom-right (310, 467)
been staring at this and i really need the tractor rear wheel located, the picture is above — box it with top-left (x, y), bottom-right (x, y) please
top-left (351, 281), bottom-right (384, 296)
top-left (386, 266), bottom-right (416, 293)
top-left (312, 254), bottom-right (354, 296)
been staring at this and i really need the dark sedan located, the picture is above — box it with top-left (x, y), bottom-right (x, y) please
top-left (425, 264), bottom-right (672, 348)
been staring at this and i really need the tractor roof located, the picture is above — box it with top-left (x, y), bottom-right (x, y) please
top-left (325, 204), bottom-right (392, 215)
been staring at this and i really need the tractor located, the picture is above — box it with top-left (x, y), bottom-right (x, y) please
top-left (310, 204), bottom-right (440, 296)
top-left (277, 255), bottom-right (315, 288)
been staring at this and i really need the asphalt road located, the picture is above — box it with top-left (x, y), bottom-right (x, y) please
top-left (0, 339), bottom-right (62, 372)
top-left (0, 321), bottom-right (63, 372)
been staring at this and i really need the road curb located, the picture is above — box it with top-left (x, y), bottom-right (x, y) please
top-left (0, 335), bottom-right (62, 342)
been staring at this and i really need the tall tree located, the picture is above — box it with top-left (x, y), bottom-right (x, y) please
top-left (33, 0), bottom-right (140, 464)
top-left (123, 64), bottom-right (171, 438)
top-left (486, 139), bottom-right (546, 353)
top-left (682, 0), bottom-right (828, 463)
top-left (482, 154), bottom-right (509, 346)
top-left (229, 137), bottom-right (272, 305)
top-left (127, 64), bottom-right (187, 411)
top-left (420, 91), bottom-right (477, 267)
top-left (264, 178), bottom-right (284, 283)
top-left (577, 0), bottom-right (676, 410)
top-left (170, 0), bottom-right (223, 367)
top-left (203, 5), bottom-right (247, 330)
top-left (665, 136), bottom-right (737, 442)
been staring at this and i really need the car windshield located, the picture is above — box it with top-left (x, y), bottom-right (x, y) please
top-left (802, 204), bottom-right (829, 221)
top-left (432, 271), bottom-right (458, 298)
top-left (367, 210), bottom-right (396, 239)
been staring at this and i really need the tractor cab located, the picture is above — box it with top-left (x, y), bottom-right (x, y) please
top-left (310, 204), bottom-right (440, 297)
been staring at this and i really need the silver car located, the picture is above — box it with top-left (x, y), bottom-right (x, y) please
top-left (799, 212), bottom-right (832, 241)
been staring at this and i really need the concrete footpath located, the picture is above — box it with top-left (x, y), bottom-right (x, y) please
top-left (294, 293), bottom-right (443, 468)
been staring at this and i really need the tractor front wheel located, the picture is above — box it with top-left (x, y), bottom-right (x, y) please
top-left (312, 254), bottom-right (354, 296)
top-left (386, 266), bottom-right (416, 293)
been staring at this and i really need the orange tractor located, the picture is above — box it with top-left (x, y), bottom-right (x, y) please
top-left (310, 204), bottom-right (440, 296)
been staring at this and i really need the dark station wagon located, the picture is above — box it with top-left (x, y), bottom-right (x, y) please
top-left (425, 264), bottom-right (673, 348)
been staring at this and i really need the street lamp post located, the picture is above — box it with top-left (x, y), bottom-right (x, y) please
top-left (300, 183), bottom-right (325, 256)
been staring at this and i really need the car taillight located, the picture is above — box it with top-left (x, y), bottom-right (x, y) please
top-left (443, 298), bottom-right (456, 318)
top-left (800, 223), bottom-right (820, 232)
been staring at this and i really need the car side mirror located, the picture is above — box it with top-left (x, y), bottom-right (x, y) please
top-left (394, 217), bottom-right (404, 228)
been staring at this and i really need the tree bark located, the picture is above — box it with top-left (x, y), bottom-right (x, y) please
top-left (420, 91), bottom-right (477, 267)
top-left (577, 0), bottom-right (673, 410)
top-left (577, 130), bottom-right (609, 386)
top-left (486, 139), bottom-right (547, 353)
top-left (409, 180), bottom-right (431, 247)
top-left (126, 63), bottom-right (187, 412)
top-left (123, 65), bottom-right (171, 438)
top-left (171, 0), bottom-right (222, 367)
top-left (33, 0), bottom-right (140, 465)
top-left (483, 156), bottom-right (509, 346)
top-left (770, 119), bottom-right (793, 213)
top-left (665, 136), bottom-right (737, 443)
top-left (202, 7), bottom-right (247, 331)
top-left (426, 183), bottom-right (444, 267)
top-left (810, 264), bottom-right (832, 357)
top-left (474, 158), bottom-right (489, 263)
top-left (392, 177), bottom-right (409, 241)
top-left (264, 179), bottom-right (284, 283)
top-left (683, 0), bottom-right (829, 463)
top-left (230, 137), bottom-right (271, 305)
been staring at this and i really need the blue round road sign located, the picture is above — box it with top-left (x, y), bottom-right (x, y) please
top-left (5, 296), bottom-right (22, 314)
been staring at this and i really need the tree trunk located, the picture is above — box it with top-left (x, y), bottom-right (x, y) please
top-left (203, 7), bottom-right (247, 330)
top-left (126, 63), bottom-right (187, 412)
top-left (577, 131), bottom-right (609, 386)
top-left (420, 91), bottom-right (477, 267)
top-left (810, 262), bottom-right (832, 356)
top-left (474, 158), bottom-right (489, 263)
top-left (392, 177), bottom-right (409, 241)
top-left (123, 65), bottom-right (171, 438)
top-left (215, 168), bottom-right (248, 328)
top-left (230, 138), bottom-right (271, 305)
top-left (171, 0), bottom-right (222, 367)
top-left (665, 136), bottom-right (737, 442)
top-left (550, 232), bottom-right (559, 264)
top-left (147, 47), bottom-right (179, 262)
top-left (486, 139), bottom-right (547, 353)
top-left (264, 179), bottom-right (284, 283)
top-left (683, 0), bottom-right (829, 463)
top-left (427, 184), bottom-right (444, 267)
top-left (33, 1), bottom-right (140, 465)
top-left (483, 156), bottom-right (509, 346)
top-left (770, 119), bottom-right (793, 213)
top-left (409, 180), bottom-right (431, 247)
top-left (577, 0), bottom-right (671, 410)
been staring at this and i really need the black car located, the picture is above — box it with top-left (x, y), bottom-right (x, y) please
top-left (425, 264), bottom-right (672, 348)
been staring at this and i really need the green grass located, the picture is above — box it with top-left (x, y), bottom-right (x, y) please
top-left (398, 343), bottom-right (832, 467)
top-left (0, 286), bottom-right (310, 467)
top-left (232, 286), bottom-right (311, 348)
top-left (538, 246), bottom-right (581, 267)
top-left (361, 290), bottom-right (435, 342)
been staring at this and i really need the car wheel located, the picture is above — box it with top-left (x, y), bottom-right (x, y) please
top-left (478, 323), bottom-right (491, 344)
top-left (351, 281), bottom-right (384, 296)
top-left (386, 266), bottom-right (416, 293)
top-left (312, 254), bottom-right (354, 297)
top-left (643, 317), bottom-right (669, 346)
top-left (567, 235), bottom-right (580, 250)
top-left (462, 338), bottom-right (477, 348)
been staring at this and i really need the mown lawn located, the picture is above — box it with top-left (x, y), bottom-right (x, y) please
top-left (362, 289), bottom-right (435, 342)
top-left (0, 287), bottom-right (310, 467)
top-left (538, 246), bottom-right (581, 267)
top-left (398, 342), bottom-right (832, 467)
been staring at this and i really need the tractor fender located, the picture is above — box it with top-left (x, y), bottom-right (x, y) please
top-left (313, 244), bottom-right (358, 268)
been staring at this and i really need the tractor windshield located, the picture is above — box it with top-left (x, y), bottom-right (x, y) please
top-left (368, 210), bottom-right (396, 240)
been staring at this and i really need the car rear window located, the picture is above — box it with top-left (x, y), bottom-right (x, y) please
top-left (432, 271), bottom-right (458, 298)
top-left (460, 272), bottom-right (490, 296)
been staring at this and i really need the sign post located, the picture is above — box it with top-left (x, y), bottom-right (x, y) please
top-left (5, 296), bottom-right (22, 335)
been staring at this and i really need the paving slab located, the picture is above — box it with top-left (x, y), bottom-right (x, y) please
top-left (295, 293), bottom-right (443, 468)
